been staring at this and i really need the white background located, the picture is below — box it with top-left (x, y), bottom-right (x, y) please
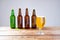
top-left (0, 0), bottom-right (60, 27)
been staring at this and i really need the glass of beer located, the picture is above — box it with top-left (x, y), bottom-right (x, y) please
top-left (36, 16), bottom-right (45, 35)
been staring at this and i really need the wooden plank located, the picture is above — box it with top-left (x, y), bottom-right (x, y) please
top-left (0, 27), bottom-right (60, 40)
top-left (0, 27), bottom-right (60, 35)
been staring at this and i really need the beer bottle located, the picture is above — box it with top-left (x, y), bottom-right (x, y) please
top-left (24, 8), bottom-right (30, 29)
top-left (10, 9), bottom-right (16, 29)
top-left (17, 8), bottom-right (23, 29)
top-left (31, 9), bottom-right (37, 29)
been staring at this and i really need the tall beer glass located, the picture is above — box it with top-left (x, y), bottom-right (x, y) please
top-left (36, 16), bottom-right (45, 35)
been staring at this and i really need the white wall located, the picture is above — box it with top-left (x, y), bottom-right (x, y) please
top-left (0, 0), bottom-right (60, 27)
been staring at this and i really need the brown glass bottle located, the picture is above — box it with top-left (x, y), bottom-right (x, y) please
top-left (31, 9), bottom-right (37, 29)
top-left (17, 8), bottom-right (23, 29)
top-left (24, 8), bottom-right (30, 29)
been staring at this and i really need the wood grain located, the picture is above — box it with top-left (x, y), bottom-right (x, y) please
top-left (0, 27), bottom-right (60, 40)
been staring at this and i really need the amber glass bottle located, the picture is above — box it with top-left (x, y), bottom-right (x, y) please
top-left (17, 8), bottom-right (23, 29)
top-left (24, 8), bottom-right (30, 29)
top-left (31, 9), bottom-right (37, 29)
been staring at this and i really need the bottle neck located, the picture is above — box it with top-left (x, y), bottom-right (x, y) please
top-left (18, 8), bottom-right (21, 15)
top-left (26, 8), bottom-right (28, 16)
top-left (32, 9), bottom-right (36, 16)
top-left (11, 9), bottom-right (14, 15)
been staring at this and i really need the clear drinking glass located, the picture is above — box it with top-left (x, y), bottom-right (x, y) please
top-left (36, 16), bottom-right (45, 35)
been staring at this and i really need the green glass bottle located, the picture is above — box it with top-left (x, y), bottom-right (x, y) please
top-left (10, 9), bottom-right (16, 29)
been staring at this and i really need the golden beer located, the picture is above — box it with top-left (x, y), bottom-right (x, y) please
top-left (36, 16), bottom-right (45, 29)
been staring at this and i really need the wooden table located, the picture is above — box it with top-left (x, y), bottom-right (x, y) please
top-left (0, 27), bottom-right (60, 40)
